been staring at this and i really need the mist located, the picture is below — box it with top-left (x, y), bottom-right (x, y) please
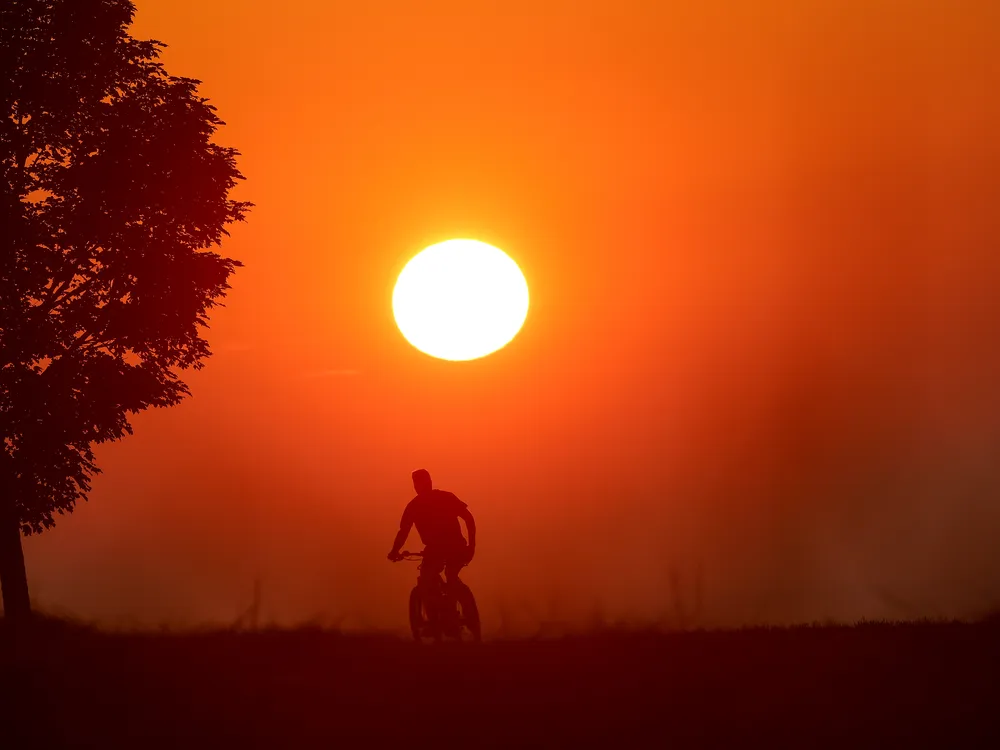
top-left (15, 0), bottom-right (1000, 634)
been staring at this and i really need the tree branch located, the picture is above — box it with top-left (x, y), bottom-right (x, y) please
top-left (66, 330), bottom-right (95, 354)
top-left (24, 147), bottom-right (48, 171)
top-left (76, 337), bottom-right (118, 356)
top-left (34, 277), bottom-right (72, 313)
top-left (43, 273), bottom-right (100, 316)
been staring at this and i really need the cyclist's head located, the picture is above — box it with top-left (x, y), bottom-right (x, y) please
top-left (412, 468), bottom-right (432, 494)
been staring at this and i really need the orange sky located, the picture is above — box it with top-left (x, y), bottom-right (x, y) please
top-left (24, 0), bottom-right (1000, 632)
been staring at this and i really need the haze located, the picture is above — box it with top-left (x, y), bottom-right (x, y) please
top-left (23, 0), bottom-right (1000, 634)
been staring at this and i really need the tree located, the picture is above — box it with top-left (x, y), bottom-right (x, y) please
top-left (0, 0), bottom-right (250, 621)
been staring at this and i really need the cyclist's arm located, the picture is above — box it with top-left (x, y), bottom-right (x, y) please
top-left (459, 507), bottom-right (476, 550)
top-left (389, 509), bottom-right (413, 558)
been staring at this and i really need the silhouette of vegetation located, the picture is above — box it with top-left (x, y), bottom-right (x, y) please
top-left (0, 0), bottom-right (249, 620)
top-left (2, 618), bottom-right (997, 748)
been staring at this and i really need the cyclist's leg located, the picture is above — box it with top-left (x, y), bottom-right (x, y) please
top-left (418, 551), bottom-right (445, 622)
top-left (443, 542), bottom-right (471, 586)
top-left (443, 549), bottom-right (472, 606)
top-left (443, 555), bottom-right (477, 637)
top-left (443, 560), bottom-right (464, 588)
top-left (418, 554), bottom-right (445, 590)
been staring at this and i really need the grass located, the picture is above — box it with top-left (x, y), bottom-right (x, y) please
top-left (2, 615), bottom-right (998, 748)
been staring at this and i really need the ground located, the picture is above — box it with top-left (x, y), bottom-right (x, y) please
top-left (1, 617), bottom-right (998, 748)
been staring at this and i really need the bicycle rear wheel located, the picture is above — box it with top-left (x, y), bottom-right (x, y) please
top-left (408, 586), bottom-right (437, 643)
top-left (455, 582), bottom-right (481, 642)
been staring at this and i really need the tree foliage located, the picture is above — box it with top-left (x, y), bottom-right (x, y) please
top-left (0, 0), bottom-right (250, 533)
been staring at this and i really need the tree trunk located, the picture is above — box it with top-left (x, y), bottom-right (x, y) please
top-left (0, 497), bottom-right (31, 622)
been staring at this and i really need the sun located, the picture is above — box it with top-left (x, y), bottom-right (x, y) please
top-left (392, 239), bottom-right (529, 361)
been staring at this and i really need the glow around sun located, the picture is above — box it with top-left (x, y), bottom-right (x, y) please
top-left (392, 239), bottom-right (529, 361)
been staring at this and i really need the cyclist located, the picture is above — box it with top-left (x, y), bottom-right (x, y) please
top-left (387, 469), bottom-right (476, 593)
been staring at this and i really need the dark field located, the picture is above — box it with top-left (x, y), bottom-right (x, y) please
top-left (2, 618), bottom-right (998, 749)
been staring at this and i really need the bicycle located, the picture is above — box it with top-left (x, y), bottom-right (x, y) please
top-left (394, 550), bottom-right (481, 643)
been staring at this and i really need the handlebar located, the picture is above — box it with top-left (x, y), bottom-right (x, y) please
top-left (395, 550), bottom-right (423, 561)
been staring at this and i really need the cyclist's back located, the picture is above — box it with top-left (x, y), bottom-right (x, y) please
top-left (403, 488), bottom-right (467, 551)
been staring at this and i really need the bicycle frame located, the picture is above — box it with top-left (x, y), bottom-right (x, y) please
top-left (394, 550), bottom-right (480, 642)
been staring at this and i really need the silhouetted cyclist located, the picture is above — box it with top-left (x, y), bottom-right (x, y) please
top-left (387, 469), bottom-right (476, 591)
